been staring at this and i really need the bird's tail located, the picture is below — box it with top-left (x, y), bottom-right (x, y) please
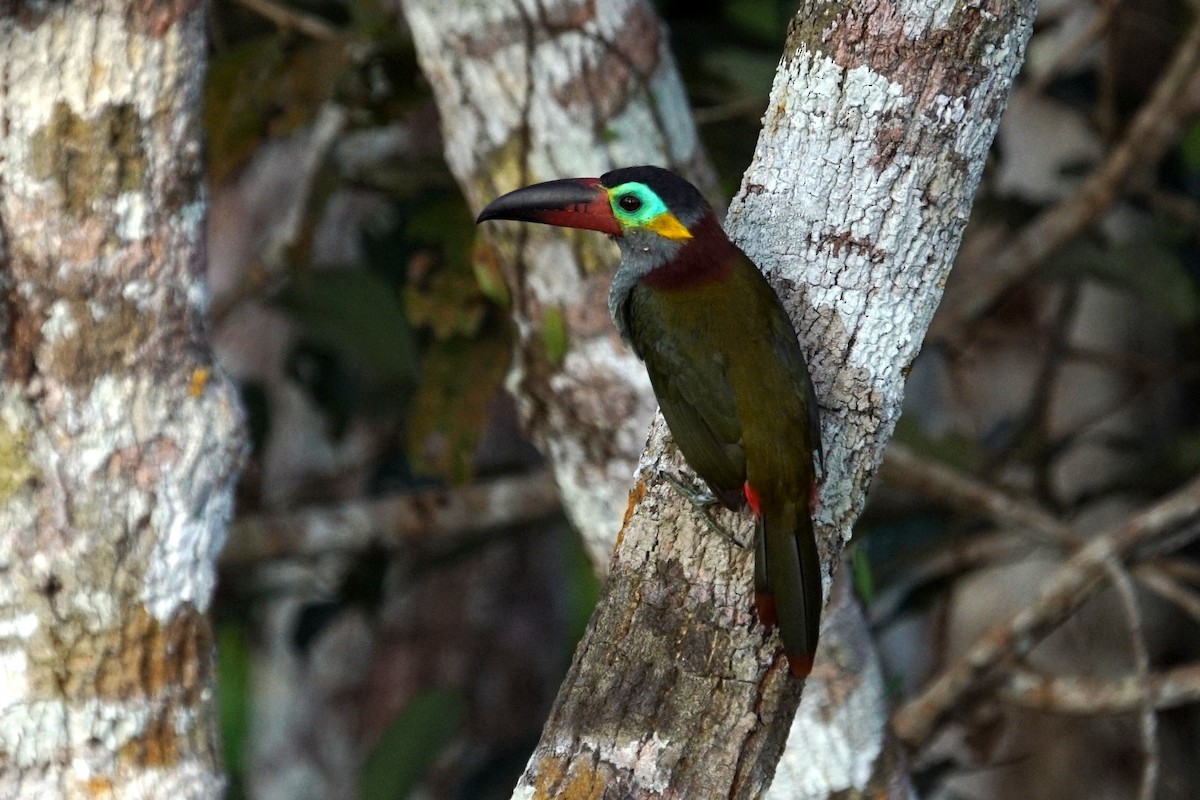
top-left (752, 488), bottom-right (821, 678)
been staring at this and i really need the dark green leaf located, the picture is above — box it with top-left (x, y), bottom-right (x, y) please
top-left (405, 270), bottom-right (488, 339)
top-left (405, 196), bottom-right (476, 272)
top-left (1181, 120), bottom-right (1200, 172)
top-left (1169, 428), bottom-right (1200, 473)
top-left (850, 544), bottom-right (875, 605)
top-left (205, 36), bottom-right (288, 181)
top-left (722, 0), bottom-right (785, 42)
top-left (891, 416), bottom-right (983, 472)
top-left (205, 37), bottom-right (349, 182)
top-left (348, 0), bottom-right (393, 37)
top-left (471, 241), bottom-right (511, 308)
top-left (541, 307), bottom-right (569, 366)
top-left (563, 527), bottom-right (601, 659)
top-left (217, 623), bottom-right (251, 780)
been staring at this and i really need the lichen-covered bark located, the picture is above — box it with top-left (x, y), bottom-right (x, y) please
top-left (731, 0), bottom-right (1036, 548)
top-left (0, 4), bottom-right (243, 798)
top-left (405, 0), bottom-right (1033, 797)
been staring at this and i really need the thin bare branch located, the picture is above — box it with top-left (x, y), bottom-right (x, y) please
top-left (892, 473), bottom-right (1200, 748)
top-left (1103, 559), bottom-right (1158, 800)
top-left (1028, 0), bottom-right (1120, 96)
top-left (933, 20), bottom-right (1200, 337)
top-left (1062, 344), bottom-right (1200, 381)
top-left (1143, 187), bottom-right (1200, 233)
top-left (222, 469), bottom-right (560, 563)
top-left (692, 96), bottom-right (768, 125)
top-left (1132, 520), bottom-right (1200, 562)
top-left (1136, 565), bottom-right (1200, 626)
top-left (881, 442), bottom-right (1080, 548)
top-left (883, 444), bottom-right (1200, 617)
top-left (999, 663), bottom-right (1200, 715)
top-left (1147, 556), bottom-right (1200, 585)
top-left (232, 0), bottom-right (340, 40)
top-left (869, 531), bottom-right (1030, 627)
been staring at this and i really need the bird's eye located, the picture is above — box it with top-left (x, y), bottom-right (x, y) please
top-left (619, 194), bottom-right (642, 212)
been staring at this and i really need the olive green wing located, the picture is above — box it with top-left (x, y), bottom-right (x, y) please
top-left (763, 288), bottom-right (823, 477)
top-left (730, 252), bottom-right (824, 674)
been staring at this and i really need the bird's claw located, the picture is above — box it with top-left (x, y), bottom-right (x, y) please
top-left (661, 471), bottom-right (749, 549)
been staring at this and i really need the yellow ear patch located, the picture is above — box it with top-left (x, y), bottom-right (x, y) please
top-left (644, 213), bottom-right (693, 241)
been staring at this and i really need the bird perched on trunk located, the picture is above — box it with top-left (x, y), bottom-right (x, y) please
top-left (477, 165), bottom-right (823, 677)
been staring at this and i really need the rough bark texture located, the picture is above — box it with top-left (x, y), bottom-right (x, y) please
top-left (769, 577), bottom-right (910, 799)
top-left (729, 0), bottom-right (1035, 544)
top-left (0, 4), bottom-right (243, 798)
top-left (403, 0), bottom-right (1033, 797)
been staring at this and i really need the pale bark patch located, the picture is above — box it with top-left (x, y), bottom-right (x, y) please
top-left (0, 4), bottom-right (239, 797)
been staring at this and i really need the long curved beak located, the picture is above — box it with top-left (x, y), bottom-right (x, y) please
top-left (476, 178), bottom-right (621, 236)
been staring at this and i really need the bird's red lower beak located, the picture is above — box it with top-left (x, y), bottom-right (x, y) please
top-left (476, 178), bottom-right (620, 236)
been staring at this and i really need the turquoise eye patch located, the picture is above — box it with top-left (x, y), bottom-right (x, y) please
top-left (608, 182), bottom-right (669, 224)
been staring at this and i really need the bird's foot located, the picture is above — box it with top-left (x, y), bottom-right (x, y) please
top-left (661, 472), bottom-right (748, 549)
top-left (662, 471), bottom-right (719, 508)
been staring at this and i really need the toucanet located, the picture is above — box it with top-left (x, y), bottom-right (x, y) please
top-left (477, 166), bottom-right (824, 677)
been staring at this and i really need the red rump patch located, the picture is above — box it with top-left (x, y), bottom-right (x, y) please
top-left (743, 482), bottom-right (762, 517)
top-left (754, 591), bottom-right (777, 627)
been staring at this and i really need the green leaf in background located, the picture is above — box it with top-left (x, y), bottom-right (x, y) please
top-left (348, 0), bottom-right (393, 38)
top-left (405, 196), bottom-right (475, 275)
top-left (1048, 239), bottom-right (1200, 324)
top-left (217, 623), bottom-right (251, 784)
top-left (276, 271), bottom-right (418, 386)
top-left (407, 328), bottom-right (511, 482)
top-left (358, 688), bottom-right (468, 800)
top-left (541, 307), bottom-right (569, 366)
top-left (471, 241), bottom-right (511, 308)
top-left (563, 528), bottom-right (602, 661)
top-left (1181, 120), bottom-right (1200, 172)
top-left (849, 543), bottom-right (875, 605)
top-left (722, 0), bottom-right (787, 43)
top-left (1168, 427), bottom-right (1200, 474)
top-left (205, 36), bottom-right (288, 182)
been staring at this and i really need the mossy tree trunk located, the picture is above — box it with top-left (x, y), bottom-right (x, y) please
top-left (0, 4), bottom-right (243, 798)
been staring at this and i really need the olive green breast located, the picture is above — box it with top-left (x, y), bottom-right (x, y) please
top-left (623, 252), bottom-right (819, 506)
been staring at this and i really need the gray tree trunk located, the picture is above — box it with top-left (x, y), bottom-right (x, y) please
top-left (0, 4), bottom-right (243, 798)
top-left (402, 0), bottom-right (1034, 797)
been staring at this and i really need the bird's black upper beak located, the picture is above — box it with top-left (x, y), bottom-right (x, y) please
top-left (476, 178), bottom-right (621, 236)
